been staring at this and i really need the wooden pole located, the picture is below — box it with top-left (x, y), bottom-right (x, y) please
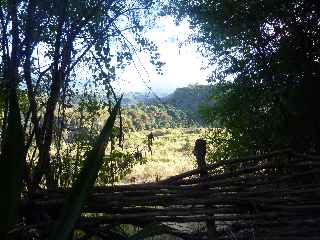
top-left (194, 139), bottom-right (217, 240)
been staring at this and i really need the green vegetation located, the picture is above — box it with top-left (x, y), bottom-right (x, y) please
top-left (122, 104), bottom-right (196, 131)
top-left (0, 0), bottom-right (166, 239)
top-left (1, 0), bottom-right (319, 239)
top-left (50, 99), bottom-right (121, 240)
top-left (169, 0), bottom-right (320, 159)
top-left (164, 84), bottom-right (212, 123)
top-left (121, 84), bottom-right (213, 130)
top-left (122, 128), bottom-right (205, 183)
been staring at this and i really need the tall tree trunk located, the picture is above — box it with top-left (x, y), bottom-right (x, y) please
top-left (32, 2), bottom-right (67, 190)
top-left (0, 1), bottom-right (25, 238)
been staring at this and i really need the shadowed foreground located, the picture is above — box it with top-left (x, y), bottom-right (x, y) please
top-left (21, 149), bottom-right (320, 239)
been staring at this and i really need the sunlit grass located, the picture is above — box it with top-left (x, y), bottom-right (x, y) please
top-left (122, 128), bottom-right (207, 183)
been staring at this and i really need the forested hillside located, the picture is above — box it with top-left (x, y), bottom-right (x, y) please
top-left (121, 84), bottom-right (212, 130)
top-left (122, 103), bottom-right (197, 130)
top-left (164, 84), bottom-right (212, 122)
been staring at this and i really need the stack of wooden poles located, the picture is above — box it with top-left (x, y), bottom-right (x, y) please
top-left (27, 144), bottom-right (320, 239)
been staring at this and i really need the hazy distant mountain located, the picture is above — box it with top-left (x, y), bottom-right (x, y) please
top-left (123, 84), bottom-right (211, 107)
top-left (121, 84), bottom-right (213, 128)
top-left (164, 84), bottom-right (212, 116)
top-left (122, 92), bottom-right (165, 106)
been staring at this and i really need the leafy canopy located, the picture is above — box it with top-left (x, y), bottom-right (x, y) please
top-left (167, 0), bottom-right (320, 157)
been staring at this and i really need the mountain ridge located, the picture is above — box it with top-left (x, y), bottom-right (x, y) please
top-left (121, 84), bottom-right (213, 130)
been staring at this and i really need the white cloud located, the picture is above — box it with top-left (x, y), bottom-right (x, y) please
top-left (115, 16), bottom-right (209, 94)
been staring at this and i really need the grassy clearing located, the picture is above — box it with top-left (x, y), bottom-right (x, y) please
top-left (122, 128), bottom-right (207, 183)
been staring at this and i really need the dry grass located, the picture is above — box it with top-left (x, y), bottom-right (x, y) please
top-left (122, 128), bottom-right (206, 183)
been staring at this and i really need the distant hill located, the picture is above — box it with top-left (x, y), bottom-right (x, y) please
top-left (122, 103), bottom-right (197, 131)
top-left (122, 92), bottom-right (160, 106)
top-left (121, 84), bottom-right (213, 130)
top-left (164, 84), bottom-right (212, 122)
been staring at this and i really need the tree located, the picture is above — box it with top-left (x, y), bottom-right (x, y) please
top-left (1, 0), bottom-right (162, 187)
top-left (168, 0), bottom-right (320, 157)
top-left (0, 0), bottom-right (163, 238)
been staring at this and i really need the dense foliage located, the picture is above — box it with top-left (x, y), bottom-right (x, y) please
top-left (123, 103), bottom-right (196, 130)
top-left (168, 0), bottom-right (320, 159)
top-left (2, 0), bottom-right (318, 238)
top-left (0, 0), bottom-right (163, 238)
top-left (122, 84), bottom-right (212, 130)
top-left (164, 84), bottom-right (212, 123)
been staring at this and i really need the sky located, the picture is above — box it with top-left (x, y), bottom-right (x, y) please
top-left (34, 16), bottom-right (211, 97)
top-left (114, 16), bottom-right (210, 95)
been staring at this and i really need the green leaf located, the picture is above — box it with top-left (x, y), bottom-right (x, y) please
top-left (49, 97), bottom-right (122, 240)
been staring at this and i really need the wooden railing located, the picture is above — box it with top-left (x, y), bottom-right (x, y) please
top-left (23, 141), bottom-right (320, 239)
